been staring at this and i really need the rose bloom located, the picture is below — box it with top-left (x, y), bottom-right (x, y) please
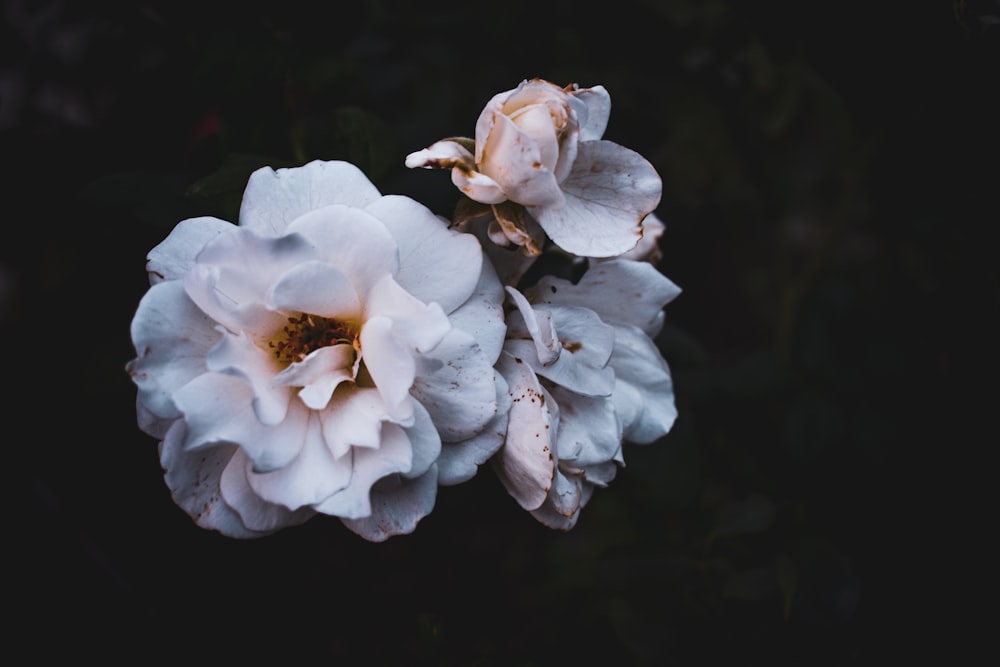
top-left (406, 78), bottom-right (662, 258)
top-left (494, 259), bottom-right (680, 529)
top-left (127, 160), bottom-right (506, 541)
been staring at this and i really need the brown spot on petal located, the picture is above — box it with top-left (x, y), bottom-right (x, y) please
top-left (562, 341), bottom-right (583, 352)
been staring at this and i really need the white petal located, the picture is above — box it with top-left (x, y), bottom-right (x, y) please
top-left (531, 140), bottom-right (662, 257)
top-left (341, 466), bottom-right (439, 542)
top-left (444, 255), bottom-right (506, 363)
top-left (508, 103), bottom-right (562, 172)
top-left (244, 408), bottom-right (352, 509)
top-left (267, 260), bottom-right (361, 319)
top-left (364, 274), bottom-right (452, 354)
top-left (184, 230), bottom-right (312, 335)
top-left (146, 216), bottom-right (233, 284)
top-left (529, 475), bottom-right (596, 531)
top-left (206, 328), bottom-right (290, 426)
top-left (219, 448), bottom-right (316, 532)
top-left (284, 204), bottom-right (399, 297)
top-left (272, 343), bottom-right (355, 411)
top-left (526, 259), bottom-right (680, 336)
top-left (320, 386), bottom-right (393, 458)
top-left (239, 160), bottom-right (382, 236)
top-left (159, 422), bottom-right (269, 538)
top-left (437, 370), bottom-right (511, 486)
top-left (404, 400), bottom-right (442, 479)
top-left (359, 315), bottom-right (416, 422)
top-left (493, 352), bottom-right (557, 511)
top-left (313, 422), bottom-right (414, 519)
top-left (364, 195), bottom-right (484, 314)
top-left (573, 85), bottom-right (611, 141)
top-left (609, 324), bottom-right (677, 443)
top-left (505, 304), bottom-right (617, 397)
top-left (129, 280), bottom-right (218, 421)
top-left (411, 327), bottom-right (498, 441)
top-left (547, 384), bottom-right (622, 466)
top-left (172, 372), bottom-right (306, 472)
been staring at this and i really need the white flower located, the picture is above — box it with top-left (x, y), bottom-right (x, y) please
top-left (127, 160), bottom-right (506, 541)
top-left (406, 78), bottom-right (662, 258)
top-left (493, 260), bottom-right (680, 529)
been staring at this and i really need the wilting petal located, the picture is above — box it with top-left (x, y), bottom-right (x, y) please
top-left (341, 466), bottom-right (439, 541)
top-left (314, 422), bottom-right (414, 519)
top-left (411, 327), bottom-right (498, 441)
top-left (479, 111), bottom-right (565, 207)
top-left (437, 371), bottom-right (510, 486)
top-left (404, 138), bottom-right (476, 170)
top-left (365, 195), bottom-right (483, 314)
top-left (159, 423), bottom-right (268, 538)
top-left (146, 216), bottom-right (233, 284)
top-left (453, 167), bottom-right (508, 204)
top-left (529, 477), bottom-right (596, 531)
top-left (531, 140), bottom-right (662, 257)
top-left (129, 280), bottom-right (218, 421)
top-left (494, 352), bottom-right (557, 511)
top-left (239, 160), bottom-right (382, 236)
top-left (219, 448), bottom-right (316, 532)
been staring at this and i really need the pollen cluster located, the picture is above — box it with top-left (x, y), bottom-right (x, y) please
top-left (269, 313), bottom-right (356, 364)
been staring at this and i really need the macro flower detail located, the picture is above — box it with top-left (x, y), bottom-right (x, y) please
top-left (494, 259), bottom-right (680, 529)
top-left (127, 160), bottom-right (504, 541)
top-left (405, 78), bottom-right (663, 258)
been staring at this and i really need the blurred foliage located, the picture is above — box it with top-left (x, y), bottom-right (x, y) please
top-left (5, 0), bottom-right (997, 664)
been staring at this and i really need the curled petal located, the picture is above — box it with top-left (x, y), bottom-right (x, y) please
top-left (529, 475), bottom-right (596, 531)
top-left (404, 138), bottom-right (476, 171)
top-left (271, 343), bottom-right (355, 411)
top-left (494, 352), bottom-right (557, 511)
top-left (505, 286), bottom-right (560, 365)
top-left (547, 384), bottom-right (622, 467)
top-left (452, 169), bottom-right (508, 205)
top-left (359, 316), bottom-right (417, 423)
top-left (365, 275), bottom-right (451, 354)
top-left (573, 85), bottom-right (611, 141)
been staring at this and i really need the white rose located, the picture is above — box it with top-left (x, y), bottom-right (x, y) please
top-left (493, 260), bottom-right (680, 529)
top-left (406, 79), bottom-right (662, 258)
top-left (127, 160), bottom-right (506, 541)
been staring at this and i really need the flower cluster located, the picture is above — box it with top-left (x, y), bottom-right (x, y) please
top-left (128, 78), bottom-right (679, 540)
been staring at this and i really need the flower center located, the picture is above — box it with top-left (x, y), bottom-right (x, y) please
top-left (269, 313), bottom-right (357, 364)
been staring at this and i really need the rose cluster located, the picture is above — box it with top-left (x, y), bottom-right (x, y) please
top-left (127, 78), bottom-right (680, 540)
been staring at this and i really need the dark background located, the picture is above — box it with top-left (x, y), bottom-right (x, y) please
top-left (6, 1), bottom-right (997, 663)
